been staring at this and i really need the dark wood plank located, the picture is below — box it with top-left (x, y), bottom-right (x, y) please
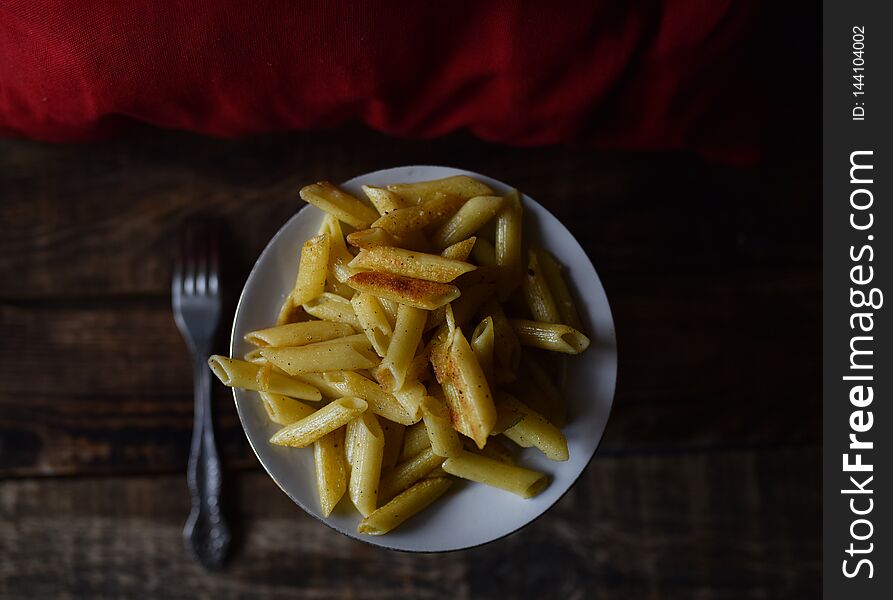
top-left (0, 129), bottom-right (818, 300)
top-left (0, 446), bottom-right (820, 599)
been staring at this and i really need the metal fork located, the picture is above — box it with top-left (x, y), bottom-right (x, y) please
top-left (172, 218), bottom-right (231, 570)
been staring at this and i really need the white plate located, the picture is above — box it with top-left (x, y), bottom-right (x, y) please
top-left (230, 165), bottom-right (617, 552)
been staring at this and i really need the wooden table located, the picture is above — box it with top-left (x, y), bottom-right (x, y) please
top-left (0, 127), bottom-right (820, 598)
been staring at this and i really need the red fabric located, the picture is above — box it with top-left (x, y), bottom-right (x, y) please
top-left (0, 1), bottom-right (763, 164)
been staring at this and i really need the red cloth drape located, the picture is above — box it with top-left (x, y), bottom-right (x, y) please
top-left (0, 1), bottom-right (763, 164)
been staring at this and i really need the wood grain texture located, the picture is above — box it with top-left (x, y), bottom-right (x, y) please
top-left (0, 447), bottom-right (820, 599)
top-left (0, 129), bottom-right (819, 477)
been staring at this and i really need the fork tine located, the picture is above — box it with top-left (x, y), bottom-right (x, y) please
top-left (182, 220), bottom-right (196, 297)
top-left (172, 233), bottom-right (184, 301)
top-left (208, 223), bottom-right (220, 296)
top-left (194, 221), bottom-right (208, 296)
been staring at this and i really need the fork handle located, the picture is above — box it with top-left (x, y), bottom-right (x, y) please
top-left (183, 356), bottom-right (231, 570)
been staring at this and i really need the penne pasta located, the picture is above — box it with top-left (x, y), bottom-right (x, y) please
top-left (357, 477), bottom-right (452, 535)
top-left (290, 372), bottom-right (346, 399)
top-left (323, 371), bottom-right (415, 425)
top-left (371, 192), bottom-right (465, 236)
top-left (244, 320), bottom-right (355, 347)
top-left (347, 271), bottom-right (460, 310)
top-left (258, 392), bottom-right (316, 425)
top-left (400, 421), bottom-right (431, 461)
top-left (208, 356), bottom-right (322, 401)
top-left (470, 316), bottom-right (495, 383)
top-left (259, 335), bottom-right (378, 375)
top-left (420, 395), bottom-right (462, 458)
top-left (390, 379), bottom-right (426, 422)
top-left (346, 227), bottom-right (401, 249)
top-left (510, 319), bottom-right (591, 354)
top-left (495, 189), bottom-right (523, 300)
top-left (439, 323), bottom-right (497, 449)
top-left (521, 249), bottom-right (561, 324)
top-left (491, 390), bottom-right (525, 434)
top-left (466, 437), bottom-right (516, 465)
top-left (497, 392), bottom-right (568, 461)
top-left (377, 297), bottom-right (399, 327)
top-left (288, 233), bottom-right (330, 307)
top-left (362, 185), bottom-right (405, 216)
top-left (212, 172), bottom-right (596, 535)
top-left (431, 195), bottom-right (504, 250)
top-left (270, 397), bottom-right (368, 448)
top-left (471, 237), bottom-right (498, 266)
top-left (349, 246), bottom-right (476, 283)
top-left (379, 447), bottom-right (445, 503)
top-left (348, 412), bottom-right (385, 516)
top-left (380, 420), bottom-right (406, 469)
top-left (442, 451), bottom-right (549, 498)
top-left (535, 248), bottom-right (584, 332)
top-left (451, 283), bottom-right (498, 330)
top-left (479, 299), bottom-right (521, 373)
top-left (314, 428), bottom-right (347, 516)
top-left (350, 292), bottom-right (393, 357)
top-left (320, 215), bottom-right (360, 284)
top-left (440, 236), bottom-right (477, 262)
top-left (386, 175), bottom-right (494, 205)
top-left (300, 182), bottom-right (379, 229)
top-left (377, 304), bottom-right (426, 391)
top-left (302, 292), bottom-right (362, 328)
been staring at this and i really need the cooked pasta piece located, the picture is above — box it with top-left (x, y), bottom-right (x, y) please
top-left (479, 299), bottom-right (521, 372)
top-left (439, 320), bottom-right (496, 449)
top-left (348, 412), bottom-right (385, 516)
top-left (470, 316), bottom-right (495, 383)
top-left (535, 248), bottom-right (584, 332)
top-left (323, 371), bottom-right (415, 425)
top-left (345, 227), bottom-right (401, 249)
top-left (302, 292), bottom-right (361, 328)
top-left (510, 319), bottom-right (591, 354)
top-left (362, 185), bottom-right (405, 216)
top-left (259, 335), bottom-right (378, 375)
top-left (497, 392), bottom-right (568, 461)
top-left (357, 477), bottom-right (452, 535)
top-left (495, 189), bottom-right (523, 300)
top-left (377, 304), bottom-right (426, 391)
top-left (350, 293), bottom-right (393, 357)
top-left (349, 246), bottom-right (476, 283)
top-left (208, 356), bottom-right (322, 401)
top-left (465, 437), bottom-right (516, 465)
top-left (386, 175), bottom-right (494, 205)
top-left (314, 428), bottom-right (347, 516)
top-left (431, 195), bottom-right (504, 250)
top-left (244, 321), bottom-right (355, 347)
top-left (420, 395), bottom-right (462, 458)
top-left (521, 249), bottom-right (561, 324)
top-left (379, 447), bottom-right (445, 503)
top-left (371, 192), bottom-right (465, 235)
top-left (300, 182), bottom-right (379, 229)
top-left (440, 236), bottom-right (476, 261)
top-left (270, 397), bottom-right (368, 448)
top-left (390, 379), bottom-right (426, 422)
top-left (287, 233), bottom-right (330, 308)
top-left (320, 215), bottom-right (359, 284)
top-left (258, 392), bottom-right (316, 425)
top-left (347, 271), bottom-right (460, 310)
top-left (471, 237), bottom-right (498, 266)
top-left (442, 451), bottom-right (548, 498)
top-left (400, 421), bottom-right (431, 461)
top-left (380, 421), bottom-right (406, 469)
